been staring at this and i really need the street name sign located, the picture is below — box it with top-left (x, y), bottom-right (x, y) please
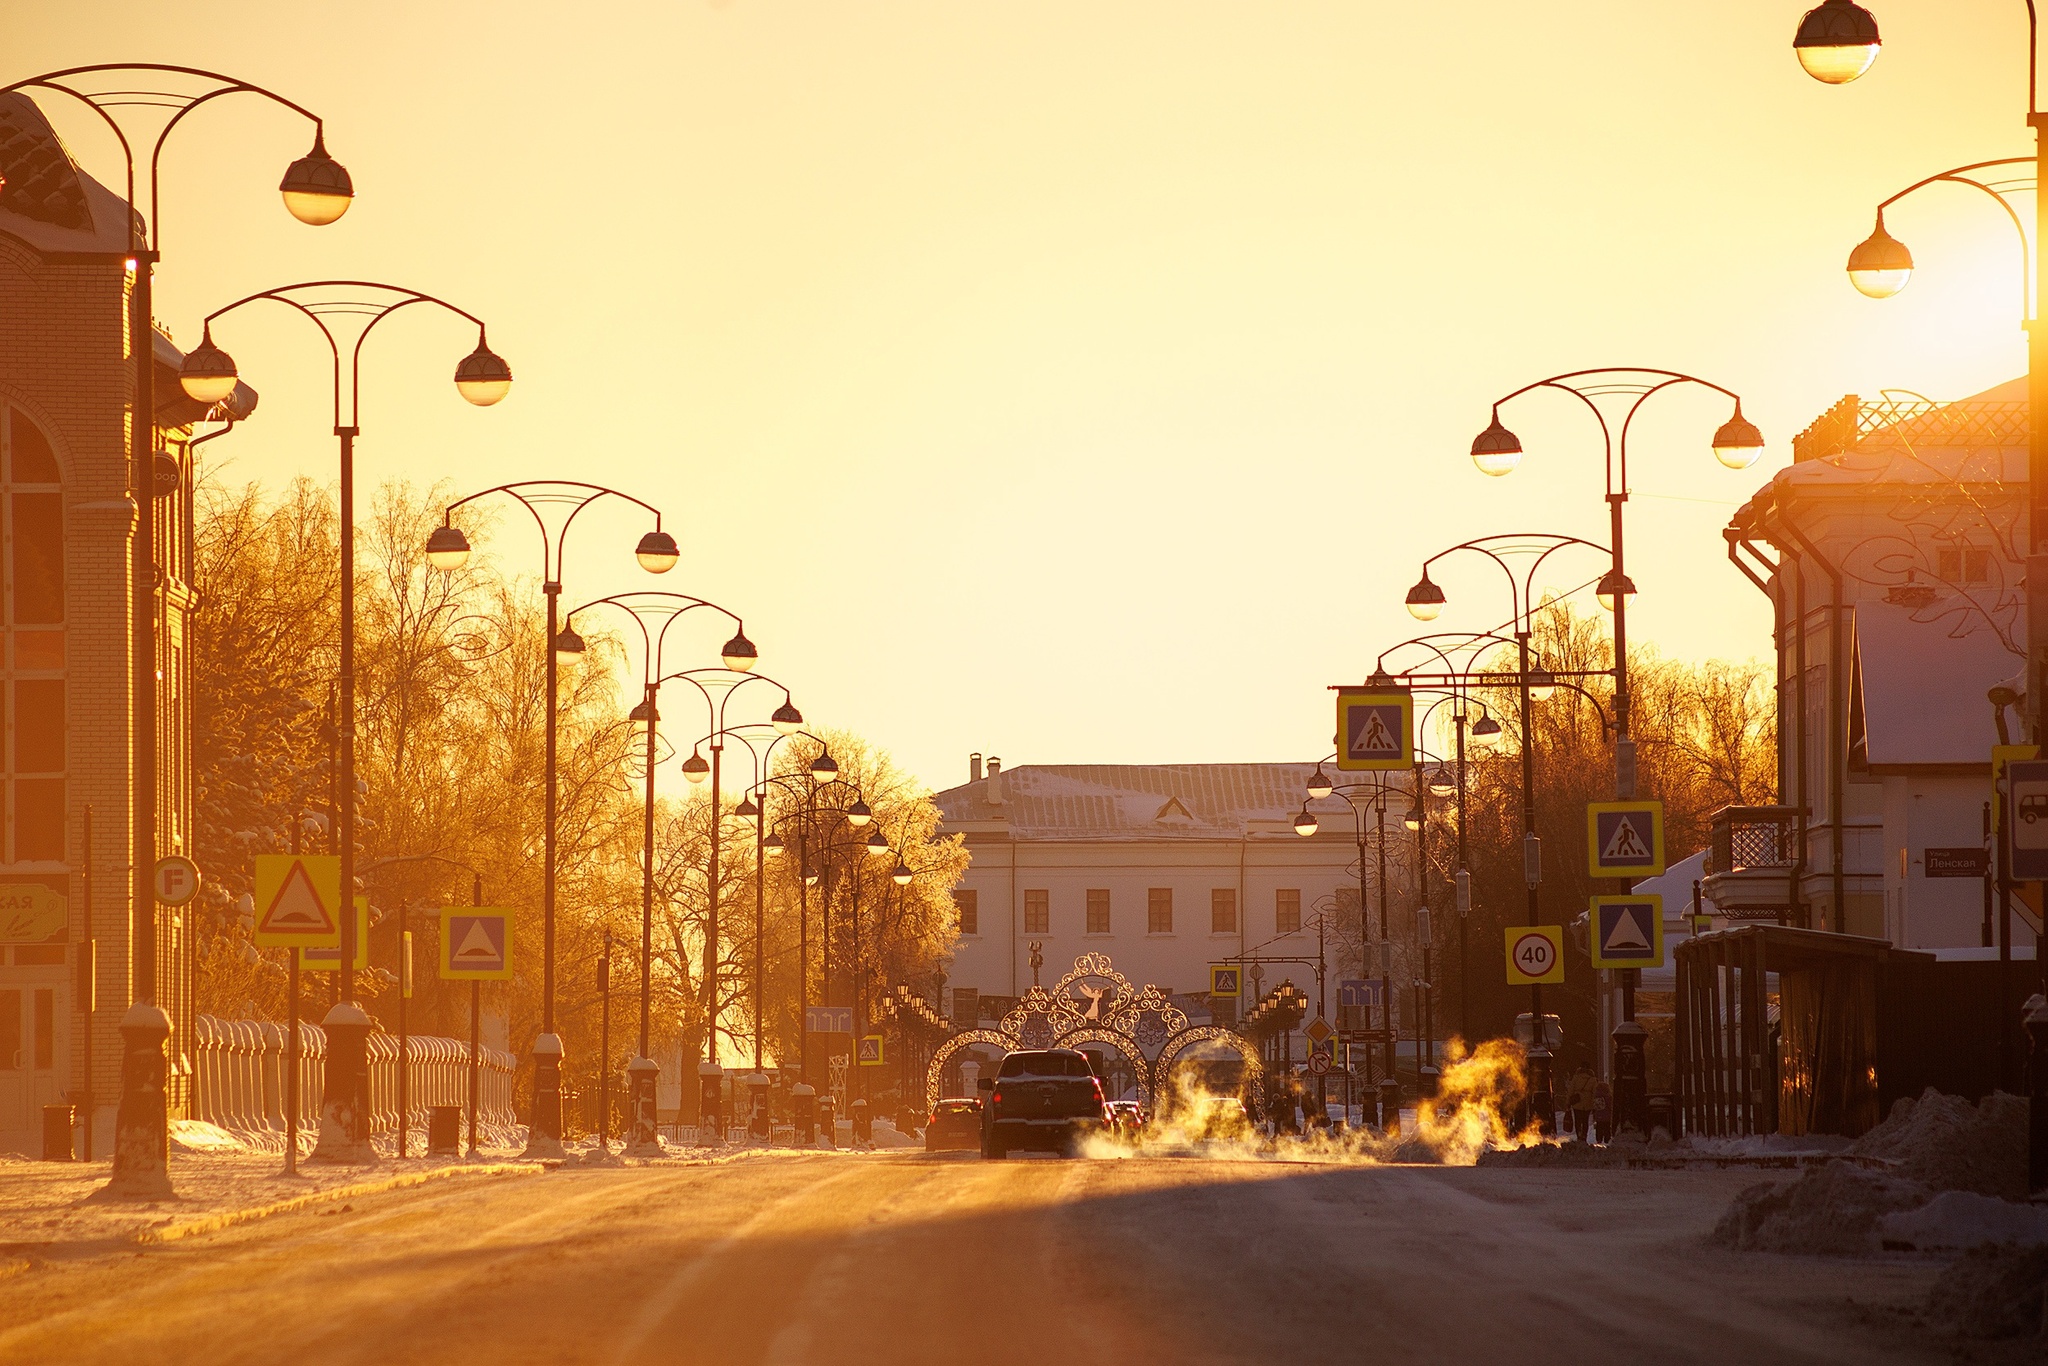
top-left (1210, 965), bottom-right (1241, 996)
top-left (1588, 895), bottom-right (1664, 970)
top-left (1924, 847), bottom-right (1989, 879)
top-left (1336, 689), bottom-right (1413, 772)
top-left (2009, 759), bottom-right (2048, 880)
top-left (152, 856), bottom-right (201, 907)
top-left (252, 855), bottom-right (341, 948)
top-left (806, 1005), bottom-right (853, 1034)
top-left (1505, 925), bottom-right (1564, 986)
top-left (300, 896), bottom-right (370, 973)
top-left (439, 909), bottom-right (514, 981)
top-left (857, 1034), bottom-right (885, 1066)
top-left (1586, 801), bottom-right (1666, 878)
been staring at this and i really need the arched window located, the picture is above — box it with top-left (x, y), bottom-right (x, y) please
top-left (3, 407), bottom-right (63, 865)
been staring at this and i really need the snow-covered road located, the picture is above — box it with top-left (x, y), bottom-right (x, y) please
top-left (0, 1152), bottom-right (1949, 1364)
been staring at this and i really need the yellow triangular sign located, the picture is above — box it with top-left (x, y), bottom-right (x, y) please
top-left (258, 861), bottom-right (335, 935)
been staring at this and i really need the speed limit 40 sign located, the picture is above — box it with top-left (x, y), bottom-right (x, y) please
top-left (1504, 925), bottom-right (1564, 986)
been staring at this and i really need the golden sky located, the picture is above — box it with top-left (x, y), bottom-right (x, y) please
top-left (12, 1), bottom-right (2032, 791)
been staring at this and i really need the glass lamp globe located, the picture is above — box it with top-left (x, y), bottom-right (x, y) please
top-left (846, 799), bottom-right (873, 828)
top-left (1306, 767), bottom-right (1333, 801)
top-left (1470, 414), bottom-right (1524, 477)
top-left (634, 530), bottom-right (680, 574)
top-left (453, 340), bottom-right (512, 406)
top-left (425, 524), bottom-right (471, 572)
top-left (1405, 572), bottom-right (1446, 622)
top-left (810, 752), bottom-right (839, 783)
top-left (1793, 0), bottom-right (1881, 84)
top-left (772, 701), bottom-right (803, 736)
top-left (1470, 716), bottom-right (1504, 746)
top-left (179, 327), bottom-right (240, 404)
top-left (1711, 404), bottom-right (1767, 470)
top-left (279, 130), bottom-right (355, 225)
top-left (681, 753), bottom-right (710, 784)
top-left (1596, 570), bottom-right (1638, 613)
top-left (721, 631), bottom-right (758, 672)
top-left (1293, 808), bottom-right (1319, 837)
top-left (1847, 214), bottom-right (1913, 299)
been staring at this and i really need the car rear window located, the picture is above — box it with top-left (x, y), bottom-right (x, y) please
top-left (999, 1051), bottom-right (1092, 1078)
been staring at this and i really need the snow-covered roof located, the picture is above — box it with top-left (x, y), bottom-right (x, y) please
top-left (1855, 601), bottom-right (2014, 767)
top-left (937, 763), bottom-right (1363, 840)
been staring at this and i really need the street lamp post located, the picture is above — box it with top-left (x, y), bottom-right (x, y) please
top-left (4, 63), bottom-right (350, 1201)
top-left (428, 484), bottom-right (678, 1158)
top-left (562, 594), bottom-right (758, 1155)
top-left (187, 281), bottom-right (509, 1162)
top-left (1401, 537), bottom-right (1624, 1133)
top-left (1467, 383), bottom-right (1760, 1136)
top-left (1787, 0), bottom-right (2048, 1196)
top-left (760, 751), bottom-right (865, 1095)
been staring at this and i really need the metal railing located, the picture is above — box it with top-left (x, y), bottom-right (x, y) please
top-left (1707, 805), bottom-right (1800, 875)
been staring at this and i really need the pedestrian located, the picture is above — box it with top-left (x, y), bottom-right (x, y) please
top-left (1592, 1079), bottom-right (1613, 1145)
top-left (1566, 1063), bottom-right (1596, 1142)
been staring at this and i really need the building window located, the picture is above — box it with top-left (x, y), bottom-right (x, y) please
top-left (1937, 545), bottom-right (1992, 585)
top-left (1086, 888), bottom-right (1110, 934)
top-left (4, 407), bottom-right (63, 866)
top-left (1024, 888), bottom-right (1048, 935)
top-left (1147, 887), bottom-right (1173, 934)
top-left (1211, 888), bottom-right (1236, 933)
top-left (954, 888), bottom-right (978, 935)
top-left (1277, 889), bottom-right (1301, 934)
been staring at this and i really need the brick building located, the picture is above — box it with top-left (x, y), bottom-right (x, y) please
top-left (0, 93), bottom-right (255, 1155)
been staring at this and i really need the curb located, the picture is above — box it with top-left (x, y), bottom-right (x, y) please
top-left (133, 1162), bottom-right (542, 1245)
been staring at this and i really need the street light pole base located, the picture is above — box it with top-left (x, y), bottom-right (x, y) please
top-left (94, 1003), bottom-right (174, 1202)
top-left (624, 1055), bottom-right (664, 1158)
top-left (523, 1033), bottom-right (566, 1161)
top-left (312, 1001), bottom-right (376, 1164)
top-left (1611, 1018), bottom-right (1648, 1140)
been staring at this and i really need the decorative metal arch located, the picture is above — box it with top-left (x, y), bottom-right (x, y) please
top-left (1154, 1025), bottom-right (1267, 1112)
top-left (924, 1028), bottom-right (1015, 1112)
top-left (925, 953), bottom-right (1263, 1115)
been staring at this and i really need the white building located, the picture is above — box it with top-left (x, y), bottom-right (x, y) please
top-left (933, 758), bottom-right (1420, 1029)
top-left (1715, 380), bottom-right (2036, 955)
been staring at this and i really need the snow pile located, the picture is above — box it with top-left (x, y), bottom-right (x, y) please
top-left (168, 1120), bottom-right (247, 1154)
top-left (1710, 1161), bottom-right (1927, 1255)
top-left (1476, 1140), bottom-right (1628, 1170)
top-left (1847, 1089), bottom-right (2027, 1200)
top-left (866, 1120), bottom-right (917, 1150)
top-left (1879, 1191), bottom-right (2048, 1252)
top-left (1922, 1244), bottom-right (2048, 1340)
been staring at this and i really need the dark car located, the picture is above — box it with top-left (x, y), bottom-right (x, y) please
top-left (984, 1048), bottom-right (1111, 1159)
top-left (1106, 1100), bottom-right (1146, 1142)
top-left (925, 1097), bottom-right (984, 1152)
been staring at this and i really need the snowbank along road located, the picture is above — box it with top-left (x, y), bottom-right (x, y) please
top-left (0, 1151), bottom-right (1951, 1365)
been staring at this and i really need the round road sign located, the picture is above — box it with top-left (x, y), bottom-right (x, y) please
top-left (1307, 1050), bottom-right (1331, 1076)
top-left (153, 855), bottom-right (202, 907)
top-left (1506, 927), bottom-right (1562, 985)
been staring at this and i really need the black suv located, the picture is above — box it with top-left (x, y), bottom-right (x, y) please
top-left (982, 1048), bottom-right (1110, 1158)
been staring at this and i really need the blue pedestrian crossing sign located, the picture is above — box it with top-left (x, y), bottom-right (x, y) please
top-left (1336, 689), bottom-right (1413, 772)
top-left (857, 1034), bottom-right (885, 1066)
top-left (1586, 801), bottom-right (1665, 878)
top-left (1588, 895), bottom-right (1664, 969)
top-left (1210, 965), bottom-right (1241, 996)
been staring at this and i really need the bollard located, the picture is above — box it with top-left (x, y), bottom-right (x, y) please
top-left (792, 1083), bottom-right (816, 1146)
top-left (818, 1093), bottom-right (837, 1148)
top-left (1612, 1017), bottom-right (1648, 1139)
top-left (626, 1056), bottom-right (663, 1156)
top-left (427, 1104), bottom-right (462, 1157)
top-left (1378, 1076), bottom-right (1401, 1136)
top-left (748, 1073), bottom-right (771, 1141)
top-left (850, 1097), bottom-right (870, 1148)
top-left (697, 1062), bottom-right (724, 1146)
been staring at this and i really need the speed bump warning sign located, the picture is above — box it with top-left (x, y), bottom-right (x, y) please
top-left (1588, 895), bottom-right (1664, 970)
top-left (1505, 925), bottom-right (1564, 986)
top-left (440, 909), bottom-right (514, 981)
top-left (1586, 801), bottom-right (1665, 878)
top-left (252, 855), bottom-right (341, 948)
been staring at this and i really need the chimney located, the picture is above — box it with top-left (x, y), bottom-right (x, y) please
top-left (970, 752), bottom-right (983, 782)
top-left (986, 756), bottom-right (1004, 804)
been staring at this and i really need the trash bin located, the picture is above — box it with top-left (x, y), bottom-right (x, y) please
top-left (42, 1104), bottom-right (75, 1161)
top-left (427, 1105), bottom-right (462, 1156)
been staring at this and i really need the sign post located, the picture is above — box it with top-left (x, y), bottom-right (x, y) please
top-left (440, 908), bottom-right (515, 1156)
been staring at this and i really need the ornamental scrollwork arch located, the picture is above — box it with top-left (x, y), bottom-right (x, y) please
top-left (924, 1028), bottom-right (1018, 1113)
top-left (1154, 1025), bottom-right (1266, 1111)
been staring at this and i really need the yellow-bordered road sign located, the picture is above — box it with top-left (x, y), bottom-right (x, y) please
top-left (440, 908), bottom-right (514, 981)
top-left (857, 1034), bottom-right (886, 1066)
top-left (1995, 745), bottom-right (2042, 834)
top-left (1589, 894), bottom-right (1665, 970)
top-left (1505, 925), bottom-right (1564, 985)
top-left (1336, 689), bottom-right (1413, 772)
top-left (300, 896), bottom-right (370, 973)
top-left (252, 855), bottom-right (341, 948)
top-left (1210, 964), bottom-right (1241, 996)
top-left (153, 856), bottom-right (201, 907)
top-left (1586, 801), bottom-right (1665, 878)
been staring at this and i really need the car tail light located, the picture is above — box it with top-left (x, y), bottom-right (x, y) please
top-left (992, 1089), bottom-right (1004, 1106)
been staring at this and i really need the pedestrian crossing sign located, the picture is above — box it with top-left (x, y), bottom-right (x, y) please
top-left (252, 855), bottom-right (341, 947)
top-left (1336, 689), bottom-right (1413, 772)
top-left (439, 909), bottom-right (514, 981)
top-left (857, 1034), bottom-right (885, 1066)
top-left (1210, 965), bottom-right (1241, 997)
top-left (1586, 801), bottom-right (1665, 878)
top-left (1588, 895), bottom-right (1664, 969)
